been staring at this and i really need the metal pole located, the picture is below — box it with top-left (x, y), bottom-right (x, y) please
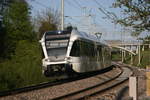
top-left (142, 45), bottom-right (144, 51)
top-left (124, 46), bottom-right (126, 58)
top-left (61, 0), bottom-right (64, 30)
top-left (138, 44), bottom-right (141, 65)
top-left (130, 46), bottom-right (133, 65)
top-left (122, 50), bottom-right (124, 62)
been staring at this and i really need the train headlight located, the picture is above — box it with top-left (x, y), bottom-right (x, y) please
top-left (65, 57), bottom-right (72, 63)
top-left (45, 58), bottom-right (50, 62)
top-left (65, 57), bottom-right (71, 60)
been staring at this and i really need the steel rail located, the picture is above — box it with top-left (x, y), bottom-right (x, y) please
top-left (51, 66), bottom-right (123, 100)
top-left (0, 66), bottom-right (114, 98)
top-left (52, 65), bottom-right (133, 100)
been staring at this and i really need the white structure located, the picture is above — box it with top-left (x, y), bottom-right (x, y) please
top-left (129, 77), bottom-right (138, 100)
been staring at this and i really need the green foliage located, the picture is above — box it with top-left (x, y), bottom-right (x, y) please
top-left (0, 62), bottom-right (23, 90)
top-left (111, 53), bottom-right (122, 61)
top-left (12, 41), bottom-right (45, 84)
top-left (143, 36), bottom-right (150, 45)
top-left (0, 27), bottom-right (7, 59)
top-left (4, 0), bottom-right (34, 40)
top-left (0, 0), bottom-right (51, 92)
top-left (0, 40), bottom-right (49, 91)
top-left (0, 0), bottom-right (60, 92)
top-left (113, 0), bottom-right (150, 36)
top-left (124, 50), bottom-right (150, 68)
top-left (1, 0), bottom-right (36, 59)
top-left (138, 50), bottom-right (150, 68)
top-left (112, 48), bottom-right (150, 68)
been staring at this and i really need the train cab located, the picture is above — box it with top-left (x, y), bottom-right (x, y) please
top-left (40, 30), bottom-right (72, 76)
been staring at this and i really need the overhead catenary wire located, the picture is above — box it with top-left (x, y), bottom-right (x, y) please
top-left (65, 0), bottom-right (80, 10)
top-left (66, 17), bottom-right (81, 24)
top-left (74, 0), bottom-right (82, 9)
top-left (93, 0), bottom-right (117, 21)
top-left (32, 0), bottom-right (50, 9)
top-left (31, 0), bottom-right (110, 33)
top-left (94, 0), bottom-right (113, 19)
top-left (31, 0), bottom-right (117, 21)
top-left (65, 0), bottom-right (83, 26)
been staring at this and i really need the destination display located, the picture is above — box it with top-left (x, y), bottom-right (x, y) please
top-left (46, 39), bottom-right (69, 49)
top-left (45, 34), bottom-right (70, 40)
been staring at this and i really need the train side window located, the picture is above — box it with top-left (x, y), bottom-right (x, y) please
top-left (80, 41), bottom-right (96, 57)
top-left (80, 41), bottom-right (87, 56)
top-left (99, 46), bottom-right (102, 54)
top-left (70, 40), bottom-right (98, 57)
top-left (70, 41), bottom-right (80, 57)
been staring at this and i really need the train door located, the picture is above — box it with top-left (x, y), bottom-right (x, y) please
top-left (101, 46), bottom-right (105, 68)
top-left (97, 45), bottom-right (103, 69)
top-left (102, 46), bottom-right (111, 67)
top-left (105, 47), bottom-right (111, 66)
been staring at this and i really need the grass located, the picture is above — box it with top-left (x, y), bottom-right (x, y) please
top-left (0, 40), bottom-right (52, 92)
top-left (112, 49), bottom-right (150, 68)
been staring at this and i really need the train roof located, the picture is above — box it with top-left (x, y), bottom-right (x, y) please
top-left (44, 29), bottom-right (108, 46)
top-left (45, 30), bottom-right (71, 35)
top-left (71, 29), bottom-right (108, 45)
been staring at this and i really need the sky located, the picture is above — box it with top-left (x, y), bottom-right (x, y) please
top-left (27, 0), bottom-right (138, 41)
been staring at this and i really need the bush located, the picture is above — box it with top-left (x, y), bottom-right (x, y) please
top-left (0, 40), bottom-right (49, 92)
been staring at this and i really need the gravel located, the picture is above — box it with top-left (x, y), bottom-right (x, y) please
top-left (88, 63), bottom-right (148, 100)
top-left (0, 67), bottom-right (121, 100)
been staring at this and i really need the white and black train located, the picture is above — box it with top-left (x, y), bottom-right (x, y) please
top-left (40, 29), bottom-right (112, 76)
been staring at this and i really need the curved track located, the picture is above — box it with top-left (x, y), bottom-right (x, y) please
top-left (0, 64), bottom-right (133, 100)
top-left (52, 65), bottom-right (132, 100)
top-left (0, 66), bottom-right (114, 97)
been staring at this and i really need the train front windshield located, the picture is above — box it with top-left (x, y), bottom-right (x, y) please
top-left (45, 31), bottom-right (71, 61)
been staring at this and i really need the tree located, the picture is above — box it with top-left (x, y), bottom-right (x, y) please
top-left (35, 8), bottom-right (60, 39)
top-left (113, 0), bottom-right (150, 36)
top-left (0, 0), bottom-right (10, 59)
top-left (0, 0), bottom-right (49, 91)
top-left (1, 0), bottom-right (35, 58)
top-left (4, 0), bottom-right (35, 41)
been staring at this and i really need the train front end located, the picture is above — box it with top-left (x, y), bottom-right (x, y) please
top-left (40, 30), bottom-right (71, 76)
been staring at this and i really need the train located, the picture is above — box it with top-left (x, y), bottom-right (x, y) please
top-left (40, 28), bottom-right (112, 76)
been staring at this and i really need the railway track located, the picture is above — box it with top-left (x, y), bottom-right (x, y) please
top-left (0, 64), bottom-right (132, 100)
top-left (0, 66), bottom-right (114, 97)
top-left (52, 65), bottom-right (132, 100)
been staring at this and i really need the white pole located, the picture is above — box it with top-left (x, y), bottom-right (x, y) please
top-left (138, 44), bottom-right (141, 65)
top-left (61, 0), bottom-right (64, 30)
top-left (130, 45), bottom-right (133, 65)
top-left (129, 77), bottom-right (138, 100)
top-left (122, 50), bottom-right (124, 62)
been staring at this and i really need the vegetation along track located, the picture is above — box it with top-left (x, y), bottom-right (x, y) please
top-left (0, 66), bottom-right (113, 97)
top-left (0, 64), bottom-right (132, 100)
